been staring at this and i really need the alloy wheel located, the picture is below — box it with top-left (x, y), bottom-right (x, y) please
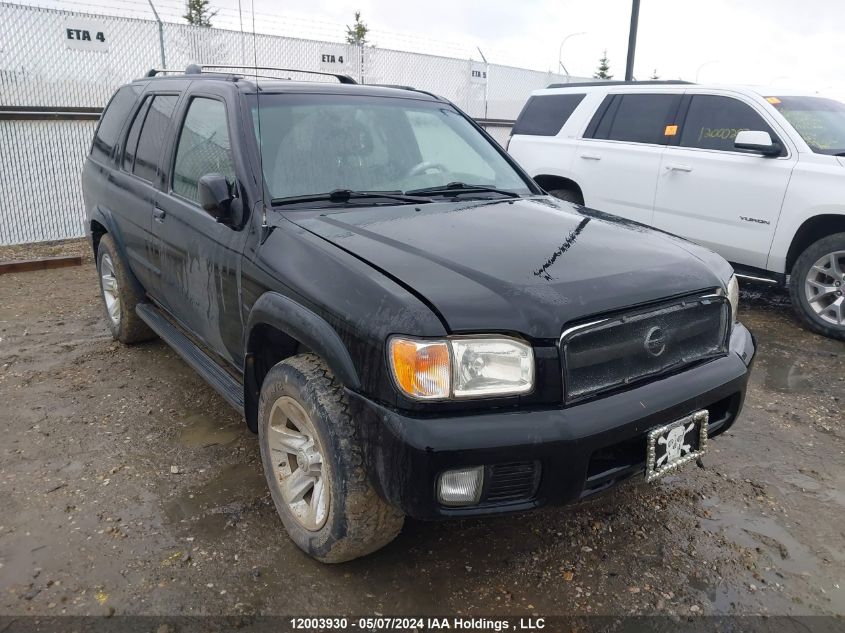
top-left (804, 250), bottom-right (845, 326)
top-left (100, 253), bottom-right (121, 327)
top-left (266, 395), bottom-right (329, 531)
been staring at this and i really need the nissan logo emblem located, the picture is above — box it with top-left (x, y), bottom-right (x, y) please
top-left (644, 326), bottom-right (667, 357)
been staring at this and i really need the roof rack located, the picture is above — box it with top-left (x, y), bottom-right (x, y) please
top-left (146, 64), bottom-right (357, 84)
top-left (546, 79), bottom-right (693, 89)
top-left (370, 84), bottom-right (444, 101)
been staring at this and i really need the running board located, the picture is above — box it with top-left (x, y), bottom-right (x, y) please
top-left (136, 303), bottom-right (245, 415)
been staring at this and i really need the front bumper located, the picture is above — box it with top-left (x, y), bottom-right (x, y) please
top-left (349, 323), bottom-right (756, 520)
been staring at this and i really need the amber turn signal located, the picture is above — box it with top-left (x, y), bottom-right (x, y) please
top-left (388, 338), bottom-right (451, 399)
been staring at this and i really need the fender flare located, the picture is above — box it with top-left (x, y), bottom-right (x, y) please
top-left (243, 292), bottom-right (362, 429)
top-left (89, 205), bottom-right (147, 298)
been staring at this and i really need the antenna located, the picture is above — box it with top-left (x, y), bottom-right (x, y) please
top-left (237, 0), bottom-right (245, 65)
top-left (250, 0), bottom-right (267, 231)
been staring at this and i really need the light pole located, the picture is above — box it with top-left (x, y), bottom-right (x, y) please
top-left (695, 60), bottom-right (718, 83)
top-left (146, 0), bottom-right (166, 69)
top-left (624, 0), bottom-right (640, 81)
top-left (558, 32), bottom-right (586, 79)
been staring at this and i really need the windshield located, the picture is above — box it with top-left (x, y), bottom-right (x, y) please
top-left (768, 95), bottom-right (845, 155)
top-left (249, 93), bottom-right (532, 201)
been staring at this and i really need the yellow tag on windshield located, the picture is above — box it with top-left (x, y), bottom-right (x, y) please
top-left (766, 96), bottom-right (781, 104)
top-left (664, 124), bottom-right (678, 136)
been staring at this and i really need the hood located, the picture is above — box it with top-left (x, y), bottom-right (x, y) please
top-left (287, 197), bottom-right (731, 339)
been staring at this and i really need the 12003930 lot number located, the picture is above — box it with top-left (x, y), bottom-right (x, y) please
top-left (290, 617), bottom-right (430, 629)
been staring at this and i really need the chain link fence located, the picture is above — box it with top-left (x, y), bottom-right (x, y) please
top-left (0, 2), bottom-right (588, 245)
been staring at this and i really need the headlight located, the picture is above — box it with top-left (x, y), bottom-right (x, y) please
top-left (727, 274), bottom-right (739, 323)
top-left (388, 336), bottom-right (534, 400)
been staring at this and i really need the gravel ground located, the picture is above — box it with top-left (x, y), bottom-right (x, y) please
top-left (0, 263), bottom-right (842, 618)
top-left (0, 238), bottom-right (91, 263)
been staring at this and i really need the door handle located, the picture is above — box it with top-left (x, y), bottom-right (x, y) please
top-left (153, 206), bottom-right (166, 221)
top-left (664, 163), bottom-right (693, 172)
top-left (580, 153), bottom-right (602, 160)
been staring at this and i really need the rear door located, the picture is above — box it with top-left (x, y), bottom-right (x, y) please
top-left (108, 92), bottom-right (179, 299)
top-left (652, 92), bottom-right (796, 269)
top-left (571, 92), bottom-right (682, 224)
top-left (153, 88), bottom-right (247, 367)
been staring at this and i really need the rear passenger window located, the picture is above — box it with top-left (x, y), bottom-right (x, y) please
top-left (133, 95), bottom-right (179, 183)
top-left (512, 94), bottom-right (585, 136)
top-left (680, 95), bottom-right (779, 153)
top-left (172, 98), bottom-right (235, 204)
top-left (122, 97), bottom-right (150, 172)
top-left (589, 94), bottom-right (680, 145)
top-left (91, 85), bottom-right (141, 163)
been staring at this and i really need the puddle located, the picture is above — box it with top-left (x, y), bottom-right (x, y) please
top-left (762, 360), bottom-right (816, 393)
top-left (700, 498), bottom-right (845, 611)
top-left (164, 462), bottom-right (268, 539)
top-left (177, 413), bottom-right (241, 448)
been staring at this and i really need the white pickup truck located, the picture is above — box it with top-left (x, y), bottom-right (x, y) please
top-left (508, 81), bottom-right (845, 340)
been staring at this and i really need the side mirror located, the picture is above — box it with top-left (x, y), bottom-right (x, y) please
top-left (734, 130), bottom-right (781, 156)
top-left (197, 173), bottom-right (235, 222)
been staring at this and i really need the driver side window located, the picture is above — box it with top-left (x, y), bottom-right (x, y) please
top-left (172, 97), bottom-right (235, 204)
top-left (680, 95), bottom-right (780, 153)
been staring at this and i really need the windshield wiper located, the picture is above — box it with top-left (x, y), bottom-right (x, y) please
top-left (405, 182), bottom-right (521, 198)
top-left (271, 189), bottom-right (432, 206)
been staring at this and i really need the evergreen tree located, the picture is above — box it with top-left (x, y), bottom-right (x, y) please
top-left (594, 50), bottom-right (612, 80)
top-left (183, 0), bottom-right (217, 27)
top-left (346, 11), bottom-right (369, 45)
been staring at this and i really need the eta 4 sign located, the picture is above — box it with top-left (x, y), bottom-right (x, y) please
top-left (64, 19), bottom-right (109, 51)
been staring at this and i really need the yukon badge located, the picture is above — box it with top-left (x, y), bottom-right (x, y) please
top-left (740, 216), bottom-right (771, 225)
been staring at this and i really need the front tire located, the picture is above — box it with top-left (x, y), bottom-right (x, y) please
top-left (96, 234), bottom-right (155, 344)
top-left (788, 232), bottom-right (845, 340)
top-left (257, 353), bottom-right (404, 563)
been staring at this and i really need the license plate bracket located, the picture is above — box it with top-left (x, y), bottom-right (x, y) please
top-left (645, 410), bottom-right (709, 483)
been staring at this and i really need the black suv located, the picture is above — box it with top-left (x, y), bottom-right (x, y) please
top-left (83, 65), bottom-right (756, 563)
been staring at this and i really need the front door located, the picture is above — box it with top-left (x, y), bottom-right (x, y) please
top-left (154, 94), bottom-right (246, 367)
top-left (652, 93), bottom-right (796, 269)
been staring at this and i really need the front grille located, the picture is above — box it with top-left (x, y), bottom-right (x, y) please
top-left (561, 293), bottom-right (730, 403)
top-left (484, 462), bottom-right (539, 503)
top-left (581, 393), bottom-right (740, 498)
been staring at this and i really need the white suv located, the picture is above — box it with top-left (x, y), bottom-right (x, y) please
top-left (508, 81), bottom-right (845, 340)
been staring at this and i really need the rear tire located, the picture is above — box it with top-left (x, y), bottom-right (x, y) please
top-left (788, 232), bottom-right (845, 340)
top-left (96, 234), bottom-right (155, 344)
top-left (257, 353), bottom-right (404, 563)
top-left (547, 188), bottom-right (584, 205)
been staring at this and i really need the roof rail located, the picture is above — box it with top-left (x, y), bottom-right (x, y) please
top-left (145, 65), bottom-right (357, 84)
top-left (370, 84), bottom-right (445, 101)
top-left (546, 79), bottom-right (693, 89)
top-left (196, 64), bottom-right (357, 84)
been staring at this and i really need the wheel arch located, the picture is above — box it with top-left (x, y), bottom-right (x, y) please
top-left (89, 211), bottom-right (148, 300)
top-left (90, 219), bottom-right (108, 258)
top-left (785, 214), bottom-right (845, 274)
top-left (243, 292), bottom-right (362, 432)
top-left (88, 204), bottom-right (121, 257)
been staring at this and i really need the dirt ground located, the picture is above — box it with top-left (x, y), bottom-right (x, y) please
top-left (0, 245), bottom-right (843, 618)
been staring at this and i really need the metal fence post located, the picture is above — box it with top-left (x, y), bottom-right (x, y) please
top-left (146, 0), bottom-right (166, 68)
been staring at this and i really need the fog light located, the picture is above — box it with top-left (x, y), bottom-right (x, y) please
top-left (438, 467), bottom-right (483, 506)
